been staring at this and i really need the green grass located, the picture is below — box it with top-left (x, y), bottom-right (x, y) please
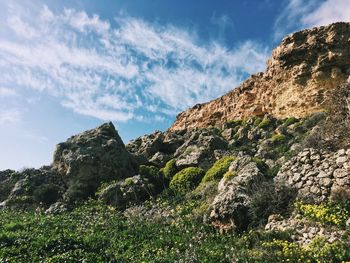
top-left (0, 201), bottom-right (349, 262)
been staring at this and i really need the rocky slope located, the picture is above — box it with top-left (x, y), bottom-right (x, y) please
top-left (0, 22), bottom-right (350, 261)
top-left (170, 22), bottom-right (350, 131)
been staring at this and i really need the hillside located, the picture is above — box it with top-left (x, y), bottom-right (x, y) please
top-left (170, 22), bottom-right (350, 131)
top-left (1, 22), bottom-right (350, 262)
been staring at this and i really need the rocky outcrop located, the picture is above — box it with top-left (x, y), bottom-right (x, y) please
top-left (275, 148), bottom-right (350, 203)
top-left (53, 122), bottom-right (136, 200)
top-left (97, 175), bottom-right (155, 209)
top-left (209, 156), bottom-right (266, 232)
top-left (0, 167), bottom-right (65, 209)
top-left (170, 22), bottom-right (350, 131)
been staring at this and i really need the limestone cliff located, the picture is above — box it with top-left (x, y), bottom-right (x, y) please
top-left (169, 22), bottom-right (350, 131)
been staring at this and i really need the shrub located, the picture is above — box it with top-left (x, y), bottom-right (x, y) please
top-left (283, 117), bottom-right (299, 126)
top-left (202, 156), bottom-right (235, 183)
top-left (169, 167), bottom-right (204, 193)
top-left (139, 165), bottom-right (161, 182)
top-left (258, 118), bottom-right (272, 129)
top-left (271, 134), bottom-right (287, 144)
top-left (307, 237), bottom-right (350, 262)
top-left (160, 159), bottom-right (178, 181)
top-left (295, 201), bottom-right (349, 227)
top-left (252, 157), bottom-right (269, 174)
top-left (248, 182), bottom-right (297, 227)
top-left (33, 183), bottom-right (62, 206)
top-left (253, 117), bottom-right (263, 126)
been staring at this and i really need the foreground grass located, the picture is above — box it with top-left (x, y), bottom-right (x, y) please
top-left (0, 201), bottom-right (349, 262)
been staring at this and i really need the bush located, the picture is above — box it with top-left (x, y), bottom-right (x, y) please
top-left (33, 183), bottom-right (61, 206)
top-left (307, 237), bottom-right (350, 262)
top-left (248, 182), bottom-right (297, 227)
top-left (253, 117), bottom-right (263, 126)
top-left (169, 167), bottom-right (204, 193)
top-left (202, 156), bottom-right (235, 183)
top-left (160, 159), bottom-right (178, 182)
top-left (283, 117), bottom-right (299, 126)
top-left (258, 118), bottom-right (272, 129)
top-left (295, 201), bottom-right (349, 227)
top-left (271, 134), bottom-right (287, 144)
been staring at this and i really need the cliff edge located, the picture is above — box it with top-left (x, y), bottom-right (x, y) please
top-left (169, 22), bottom-right (350, 131)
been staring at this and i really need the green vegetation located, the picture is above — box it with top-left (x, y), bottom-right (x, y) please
top-left (258, 118), bottom-right (272, 129)
top-left (0, 201), bottom-right (349, 262)
top-left (283, 117), bottom-right (299, 126)
top-left (160, 159), bottom-right (178, 181)
top-left (253, 117), bottom-right (263, 126)
top-left (169, 167), bottom-right (204, 193)
top-left (271, 134), bottom-right (287, 144)
top-left (139, 165), bottom-right (163, 187)
top-left (223, 171), bottom-right (236, 181)
top-left (202, 156), bottom-right (235, 183)
top-left (295, 201), bottom-right (349, 227)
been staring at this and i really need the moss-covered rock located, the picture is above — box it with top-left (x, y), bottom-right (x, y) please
top-left (202, 156), bottom-right (235, 183)
top-left (160, 159), bottom-right (178, 182)
top-left (169, 167), bottom-right (204, 193)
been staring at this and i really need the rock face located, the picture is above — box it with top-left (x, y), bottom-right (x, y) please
top-left (209, 156), bottom-right (266, 231)
top-left (0, 167), bottom-right (65, 209)
top-left (53, 122), bottom-right (136, 200)
top-left (170, 22), bottom-right (350, 131)
top-left (275, 148), bottom-right (350, 203)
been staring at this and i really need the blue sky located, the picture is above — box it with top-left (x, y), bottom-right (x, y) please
top-left (0, 0), bottom-right (349, 170)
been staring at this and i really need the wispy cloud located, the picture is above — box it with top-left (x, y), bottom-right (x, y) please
top-left (0, 108), bottom-right (21, 125)
top-left (0, 2), bottom-right (269, 123)
top-left (274, 0), bottom-right (350, 40)
top-left (0, 87), bottom-right (16, 97)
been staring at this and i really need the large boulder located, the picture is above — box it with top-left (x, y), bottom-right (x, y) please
top-left (53, 122), bottom-right (136, 201)
top-left (209, 156), bottom-right (266, 232)
top-left (174, 129), bottom-right (228, 170)
top-left (126, 131), bottom-right (165, 165)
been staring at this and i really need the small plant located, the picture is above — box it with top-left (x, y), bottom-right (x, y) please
top-left (307, 237), bottom-right (350, 262)
top-left (295, 201), bottom-right (349, 227)
top-left (253, 117), bottom-right (263, 126)
top-left (271, 134), bottom-right (287, 144)
top-left (223, 171), bottom-right (236, 181)
top-left (169, 167), bottom-right (204, 193)
top-left (201, 156), bottom-right (235, 183)
top-left (258, 118), bottom-right (272, 129)
top-left (283, 117), bottom-right (299, 126)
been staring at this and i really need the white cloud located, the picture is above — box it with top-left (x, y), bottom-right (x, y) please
top-left (0, 87), bottom-right (16, 96)
top-left (302, 0), bottom-right (350, 27)
top-left (274, 0), bottom-right (350, 39)
top-left (0, 108), bottom-right (21, 125)
top-left (0, 2), bottom-right (269, 123)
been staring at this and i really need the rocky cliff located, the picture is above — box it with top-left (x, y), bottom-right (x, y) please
top-left (170, 22), bottom-right (350, 131)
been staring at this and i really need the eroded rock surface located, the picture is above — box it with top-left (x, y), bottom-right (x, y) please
top-left (53, 122), bottom-right (136, 200)
top-left (170, 22), bottom-right (350, 131)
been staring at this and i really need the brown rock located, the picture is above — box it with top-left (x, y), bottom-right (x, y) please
top-left (169, 23), bottom-right (350, 131)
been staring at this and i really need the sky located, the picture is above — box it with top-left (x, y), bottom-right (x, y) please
top-left (0, 0), bottom-right (349, 170)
